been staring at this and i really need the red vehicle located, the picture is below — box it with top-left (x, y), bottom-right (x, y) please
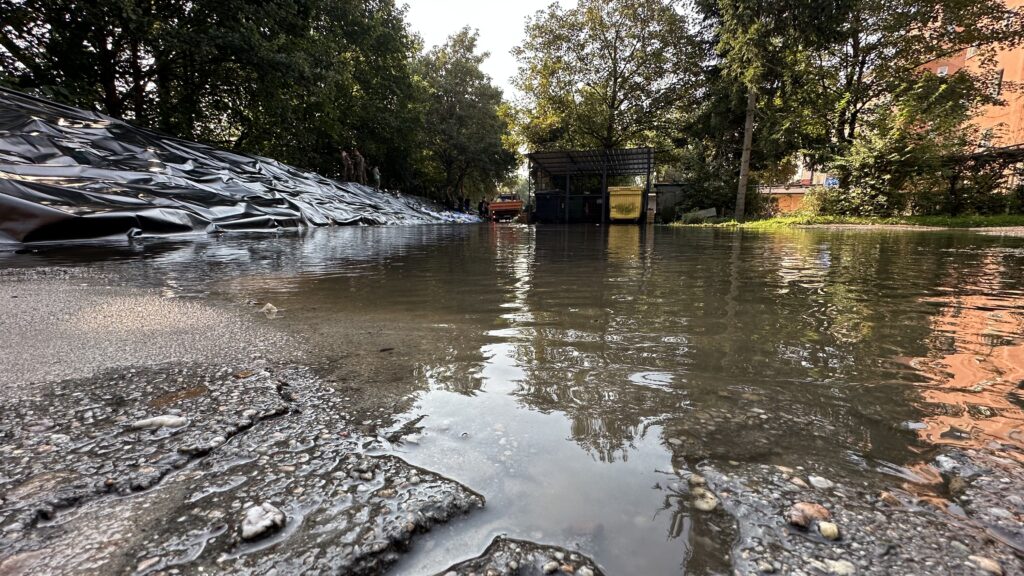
top-left (487, 194), bottom-right (524, 221)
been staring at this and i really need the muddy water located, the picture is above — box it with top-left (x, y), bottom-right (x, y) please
top-left (6, 224), bottom-right (1024, 574)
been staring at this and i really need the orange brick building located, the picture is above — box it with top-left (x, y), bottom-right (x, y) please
top-left (925, 0), bottom-right (1024, 148)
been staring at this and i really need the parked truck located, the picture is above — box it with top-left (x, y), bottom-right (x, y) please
top-left (487, 194), bottom-right (524, 222)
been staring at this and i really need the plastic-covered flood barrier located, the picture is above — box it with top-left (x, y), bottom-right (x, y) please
top-left (0, 88), bottom-right (478, 244)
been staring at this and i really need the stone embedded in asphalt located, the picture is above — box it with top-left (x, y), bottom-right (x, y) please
top-left (691, 486), bottom-right (720, 512)
top-left (824, 559), bottom-right (856, 575)
top-left (948, 475), bottom-right (968, 495)
top-left (818, 521), bottom-right (841, 541)
top-left (785, 502), bottom-right (831, 528)
top-left (808, 475), bottom-right (835, 489)
top-left (878, 491), bottom-right (902, 507)
top-left (543, 560), bottom-right (560, 574)
top-left (241, 503), bottom-right (286, 540)
top-left (968, 555), bottom-right (1004, 575)
top-left (935, 455), bottom-right (959, 473)
top-left (130, 415), bottom-right (189, 430)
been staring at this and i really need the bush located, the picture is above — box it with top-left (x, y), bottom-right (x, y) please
top-left (824, 71), bottom-right (1018, 217)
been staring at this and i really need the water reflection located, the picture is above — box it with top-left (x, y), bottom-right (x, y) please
top-left (909, 255), bottom-right (1024, 461)
top-left (7, 225), bottom-right (1024, 574)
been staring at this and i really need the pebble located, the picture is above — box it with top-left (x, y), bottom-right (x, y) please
top-left (825, 559), bottom-right (855, 575)
top-left (691, 487), bottom-right (720, 512)
top-left (935, 455), bottom-right (959, 472)
top-left (879, 491), bottom-right (901, 507)
top-left (808, 475), bottom-right (834, 489)
top-left (757, 560), bottom-right (775, 573)
top-left (241, 503), bottom-right (286, 540)
top-left (136, 557), bottom-right (161, 572)
top-left (785, 502), bottom-right (831, 528)
top-left (949, 475), bottom-right (968, 495)
top-left (950, 541), bottom-right (971, 555)
top-left (577, 567), bottom-right (594, 576)
top-left (790, 476), bottom-right (809, 489)
top-left (688, 473), bottom-right (707, 487)
top-left (818, 521), bottom-right (841, 540)
top-left (543, 560), bottom-right (560, 574)
top-left (130, 415), bottom-right (189, 430)
top-left (968, 555), bottom-right (1003, 575)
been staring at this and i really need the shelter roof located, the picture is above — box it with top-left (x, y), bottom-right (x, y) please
top-left (527, 147), bottom-right (654, 177)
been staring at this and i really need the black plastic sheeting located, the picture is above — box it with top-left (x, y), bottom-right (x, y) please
top-left (0, 88), bottom-right (477, 244)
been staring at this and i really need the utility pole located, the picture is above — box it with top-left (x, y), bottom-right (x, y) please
top-left (735, 86), bottom-right (756, 222)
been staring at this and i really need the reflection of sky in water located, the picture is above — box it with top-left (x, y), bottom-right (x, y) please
top-left (629, 371), bottom-right (675, 388)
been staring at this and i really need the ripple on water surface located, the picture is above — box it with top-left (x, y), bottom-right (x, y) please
top-left (5, 224), bottom-right (1024, 573)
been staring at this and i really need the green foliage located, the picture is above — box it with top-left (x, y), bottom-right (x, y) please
top-left (411, 29), bottom-right (517, 202)
top-left (663, 1), bottom-right (835, 218)
top-left (512, 0), bottom-right (701, 150)
top-left (0, 0), bottom-right (513, 197)
top-left (675, 213), bottom-right (1024, 229)
top-left (823, 72), bottom-right (1013, 216)
top-left (819, 0), bottom-right (1021, 152)
top-left (671, 0), bottom-right (1024, 220)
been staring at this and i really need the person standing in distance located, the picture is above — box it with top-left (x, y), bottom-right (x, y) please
top-left (353, 149), bottom-right (367, 185)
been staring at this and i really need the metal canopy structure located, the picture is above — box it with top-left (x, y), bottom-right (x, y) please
top-left (527, 147), bottom-right (655, 177)
top-left (527, 147), bottom-right (655, 225)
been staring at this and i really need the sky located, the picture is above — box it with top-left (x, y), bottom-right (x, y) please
top-left (402, 0), bottom-right (578, 98)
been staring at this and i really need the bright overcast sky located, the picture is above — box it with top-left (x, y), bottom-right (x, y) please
top-left (403, 0), bottom-right (578, 98)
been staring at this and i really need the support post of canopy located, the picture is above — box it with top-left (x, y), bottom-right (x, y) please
top-left (565, 173), bottom-right (572, 224)
top-left (641, 148), bottom-right (653, 226)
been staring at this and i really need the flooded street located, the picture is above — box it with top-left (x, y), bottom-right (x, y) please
top-left (2, 225), bottom-right (1023, 575)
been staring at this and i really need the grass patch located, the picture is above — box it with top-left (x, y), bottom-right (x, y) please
top-left (673, 213), bottom-right (1024, 229)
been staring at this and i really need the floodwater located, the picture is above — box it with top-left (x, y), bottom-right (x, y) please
top-left (5, 224), bottom-right (1024, 574)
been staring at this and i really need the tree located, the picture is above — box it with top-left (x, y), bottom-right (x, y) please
top-left (699, 0), bottom-right (846, 219)
top-left (0, 0), bottom-right (420, 182)
top-left (688, 0), bottom-right (1024, 219)
top-left (821, 71), bottom-right (1008, 216)
top-left (412, 29), bottom-right (517, 203)
top-left (513, 0), bottom-right (701, 150)
top-left (667, 1), bottom-right (834, 218)
top-left (817, 0), bottom-right (1022, 154)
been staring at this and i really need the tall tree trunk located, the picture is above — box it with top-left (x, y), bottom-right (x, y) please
top-left (130, 39), bottom-right (146, 124)
top-left (735, 86), bottom-right (756, 221)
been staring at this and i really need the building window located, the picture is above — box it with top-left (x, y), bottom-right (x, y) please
top-left (993, 69), bottom-right (1004, 97)
top-left (937, 66), bottom-right (949, 77)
